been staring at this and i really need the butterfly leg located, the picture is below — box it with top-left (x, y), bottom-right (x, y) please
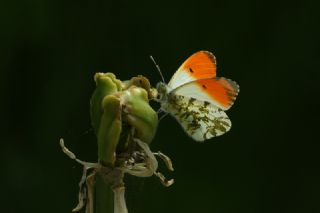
top-left (158, 112), bottom-right (168, 122)
top-left (156, 107), bottom-right (170, 122)
top-left (156, 107), bottom-right (163, 114)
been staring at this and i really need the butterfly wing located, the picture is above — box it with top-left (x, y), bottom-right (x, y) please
top-left (167, 51), bottom-right (217, 89)
top-left (172, 77), bottom-right (239, 111)
top-left (160, 51), bottom-right (239, 141)
top-left (163, 95), bottom-right (231, 142)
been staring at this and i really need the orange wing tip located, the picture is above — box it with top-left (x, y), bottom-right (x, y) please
top-left (199, 50), bottom-right (217, 65)
top-left (197, 77), bottom-right (239, 110)
top-left (222, 78), bottom-right (239, 109)
top-left (225, 78), bottom-right (240, 94)
top-left (182, 51), bottom-right (217, 79)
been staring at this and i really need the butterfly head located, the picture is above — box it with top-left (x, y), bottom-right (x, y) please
top-left (155, 82), bottom-right (169, 103)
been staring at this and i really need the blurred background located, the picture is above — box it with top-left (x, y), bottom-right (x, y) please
top-left (1, 0), bottom-right (319, 212)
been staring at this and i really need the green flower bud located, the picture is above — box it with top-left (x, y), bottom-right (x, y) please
top-left (90, 73), bottom-right (158, 166)
top-left (120, 86), bottom-right (158, 144)
top-left (90, 73), bottom-right (122, 134)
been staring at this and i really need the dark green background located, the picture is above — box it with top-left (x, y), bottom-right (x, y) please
top-left (1, 0), bottom-right (319, 212)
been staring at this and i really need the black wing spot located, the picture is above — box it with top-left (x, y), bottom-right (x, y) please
top-left (189, 68), bottom-right (194, 73)
top-left (202, 85), bottom-right (207, 89)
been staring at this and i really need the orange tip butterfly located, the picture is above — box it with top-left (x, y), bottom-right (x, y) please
top-left (154, 51), bottom-right (239, 142)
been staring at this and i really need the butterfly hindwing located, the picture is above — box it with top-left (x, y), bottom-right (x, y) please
top-left (168, 51), bottom-right (217, 89)
top-left (172, 77), bottom-right (239, 110)
top-left (164, 94), bottom-right (232, 142)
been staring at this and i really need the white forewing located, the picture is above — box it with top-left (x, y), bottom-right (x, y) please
top-left (162, 94), bottom-right (232, 142)
top-left (167, 68), bottom-right (195, 90)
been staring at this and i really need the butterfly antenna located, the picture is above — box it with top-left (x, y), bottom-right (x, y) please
top-left (150, 55), bottom-right (165, 83)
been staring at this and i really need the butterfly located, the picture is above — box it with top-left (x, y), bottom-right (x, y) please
top-left (155, 51), bottom-right (239, 142)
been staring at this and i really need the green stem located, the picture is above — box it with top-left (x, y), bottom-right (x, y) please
top-left (95, 173), bottom-right (114, 213)
top-left (95, 96), bottom-right (122, 213)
